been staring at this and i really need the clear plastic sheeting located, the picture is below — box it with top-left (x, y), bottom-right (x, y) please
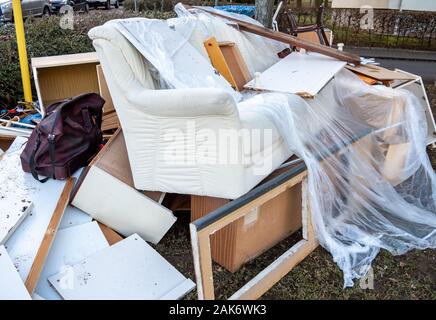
top-left (252, 69), bottom-right (436, 286)
top-left (111, 18), bottom-right (242, 102)
top-left (102, 5), bottom-right (436, 286)
top-left (171, 3), bottom-right (287, 78)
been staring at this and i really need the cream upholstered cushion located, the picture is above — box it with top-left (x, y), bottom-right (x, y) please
top-left (89, 21), bottom-right (291, 199)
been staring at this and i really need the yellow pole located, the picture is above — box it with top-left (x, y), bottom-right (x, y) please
top-left (12, 0), bottom-right (32, 103)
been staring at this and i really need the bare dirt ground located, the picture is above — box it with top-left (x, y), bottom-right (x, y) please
top-left (153, 84), bottom-right (436, 300)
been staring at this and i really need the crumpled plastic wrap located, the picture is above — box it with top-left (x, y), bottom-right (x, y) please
top-left (106, 4), bottom-right (436, 287)
top-left (249, 69), bottom-right (436, 286)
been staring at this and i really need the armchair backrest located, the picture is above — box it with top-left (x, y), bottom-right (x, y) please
top-left (89, 22), bottom-right (157, 95)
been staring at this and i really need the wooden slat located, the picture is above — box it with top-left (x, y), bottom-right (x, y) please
top-left (98, 222), bottom-right (124, 246)
top-left (204, 37), bottom-right (239, 90)
top-left (219, 42), bottom-right (251, 91)
top-left (25, 178), bottom-right (76, 294)
top-left (188, 5), bottom-right (360, 65)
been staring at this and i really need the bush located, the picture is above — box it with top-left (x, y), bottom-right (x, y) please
top-left (0, 10), bottom-right (176, 106)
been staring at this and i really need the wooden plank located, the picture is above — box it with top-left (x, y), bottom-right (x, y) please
top-left (345, 64), bottom-right (416, 81)
top-left (31, 52), bottom-right (99, 69)
top-left (188, 5), bottom-right (360, 65)
top-left (48, 234), bottom-right (196, 300)
top-left (98, 222), bottom-right (124, 246)
top-left (25, 177), bottom-right (76, 294)
top-left (229, 239), bottom-right (316, 300)
top-left (219, 41), bottom-right (251, 91)
top-left (204, 37), bottom-right (239, 90)
top-left (96, 64), bottom-right (116, 114)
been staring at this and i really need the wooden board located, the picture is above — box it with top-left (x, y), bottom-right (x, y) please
top-left (25, 177), bottom-right (76, 294)
top-left (204, 37), bottom-right (251, 91)
top-left (188, 5), bottom-right (360, 65)
top-left (345, 64), bottom-right (417, 82)
top-left (97, 64), bottom-right (114, 113)
top-left (244, 51), bottom-right (346, 96)
top-left (34, 221), bottom-right (109, 300)
top-left (71, 166), bottom-right (176, 244)
top-left (31, 52), bottom-right (99, 69)
top-left (48, 234), bottom-right (196, 300)
top-left (220, 42), bottom-right (251, 91)
top-left (3, 141), bottom-right (84, 283)
top-left (36, 63), bottom-right (100, 108)
top-left (98, 222), bottom-right (124, 246)
top-left (32, 52), bottom-right (100, 110)
top-left (0, 245), bottom-right (31, 300)
top-left (0, 201), bottom-right (32, 245)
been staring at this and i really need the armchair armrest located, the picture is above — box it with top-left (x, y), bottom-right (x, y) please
top-left (126, 88), bottom-right (239, 118)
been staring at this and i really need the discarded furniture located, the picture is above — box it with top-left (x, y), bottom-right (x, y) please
top-left (89, 22), bottom-right (293, 199)
top-left (31, 53), bottom-right (119, 134)
top-left (187, 5), bottom-right (359, 64)
top-left (286, 4), bottom-right (331, 46)
top-left (191, 159), bottom-right (303, 273)
top-left (71, 129), bottom-right (176, 244)
top-left (190, 161), bottom-right (316, 299)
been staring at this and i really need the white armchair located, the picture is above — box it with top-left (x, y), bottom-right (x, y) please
top-left (89, 22), bottom-right (291, 199)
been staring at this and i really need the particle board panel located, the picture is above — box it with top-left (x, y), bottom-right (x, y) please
top-left (58, 205), bottom-right (92, 230)
top-left (48, 234), bottom-right (196, 300)
top-left (0, 201), bottom-right (32, 245)
top-left (3, 142), bottom-right (83, 282)
top-left (34, 221), bottom-right (109, 300)
top-left (220, 42), bottom-right (251, 91)
top-left (244, 51), bottom-right (346, 96)
top-left (31, 52), bottom-right (99, 69)
top-left (71, 166), bottom-right (176, 244)
top-left (0, 245), bottom-right (31, 300)
top-left (345, 64), bottom-right (416, 82)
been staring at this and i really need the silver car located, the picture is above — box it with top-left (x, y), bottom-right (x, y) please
top-left (0, 0), bottom-right (51, 22)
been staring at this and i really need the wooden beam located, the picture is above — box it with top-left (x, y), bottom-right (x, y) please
top-left (25, 177), bottom-right (76, 294)
top-left (186, 5), bottom-right (360, 65)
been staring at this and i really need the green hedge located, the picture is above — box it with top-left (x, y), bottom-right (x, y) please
top-left (0, 10), bottom-right (176, 106)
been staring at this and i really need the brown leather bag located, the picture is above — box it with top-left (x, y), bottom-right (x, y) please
top-left (21, 93), bottom-right (105, 182)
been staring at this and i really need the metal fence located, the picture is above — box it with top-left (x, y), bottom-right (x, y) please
top-left (278, 7), bottom-right (436, 50)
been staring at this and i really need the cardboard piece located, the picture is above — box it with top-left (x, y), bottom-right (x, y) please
top-left (0, 245), bottom-right (31, 300)
top-left (48, 234), bottom-right (195, 300)
top-left (35, 221), bottom-right (109, 300)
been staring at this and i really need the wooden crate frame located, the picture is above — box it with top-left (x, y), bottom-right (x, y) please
top-left (189, 162), bottom-right (318, 300)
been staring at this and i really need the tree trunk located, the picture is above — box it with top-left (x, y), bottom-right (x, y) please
top-left (255, 0), bottom-right (275, 28)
